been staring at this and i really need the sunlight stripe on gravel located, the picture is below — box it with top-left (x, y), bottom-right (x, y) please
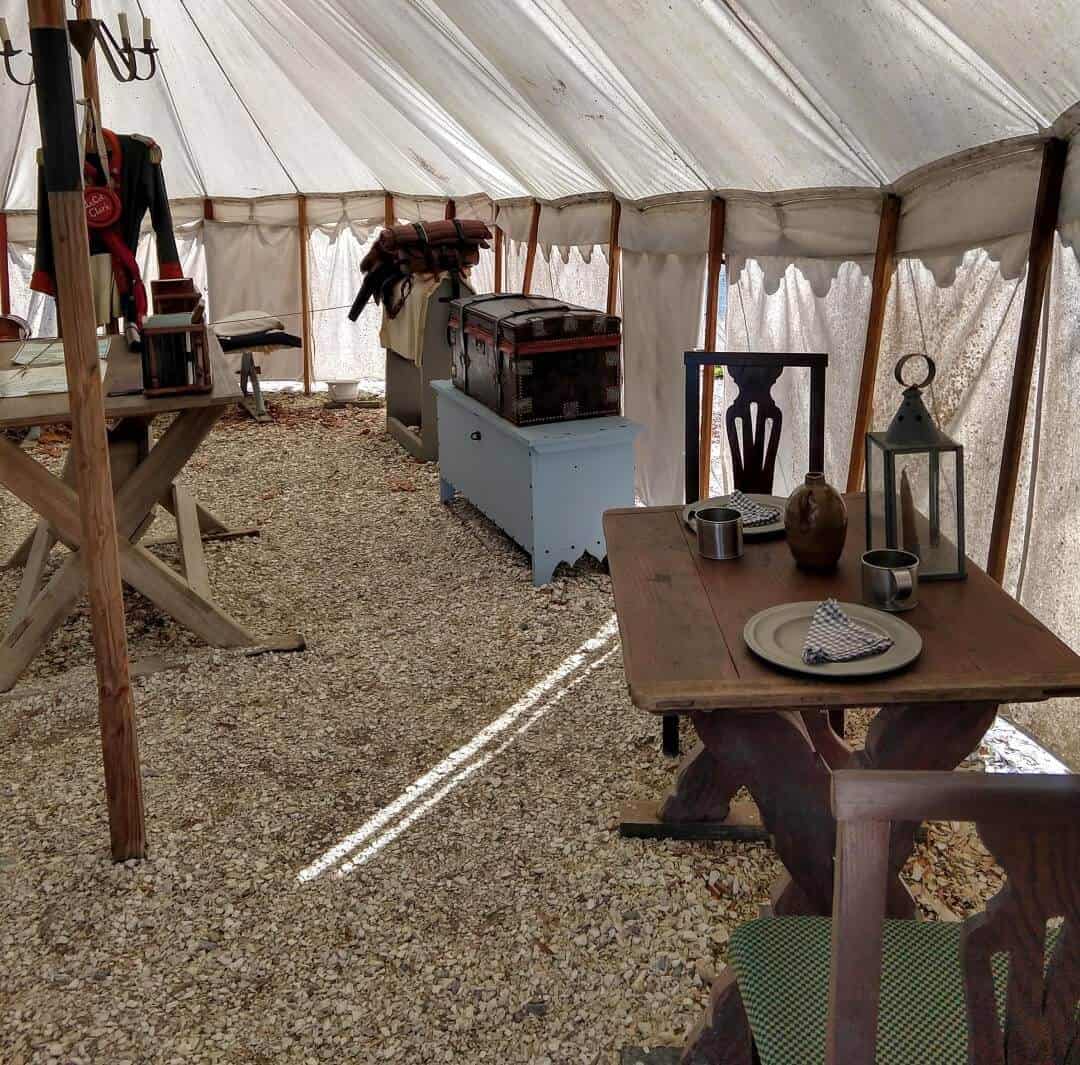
top-left (296, 615), bottom-right (619, 882)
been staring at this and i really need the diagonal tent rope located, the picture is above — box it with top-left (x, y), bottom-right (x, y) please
top-left (410, 0), bottom-right (601, 194)
top-left (132, 0), bottom-right (209, 198)
top-left (900, 0), bottom-right (1053, 130)
top-left (719, 0), bottom-right (887, 187)
top-left (313, 0), bottom-right (592, 200)
top-left (177, 0), bottom-right (300, 196)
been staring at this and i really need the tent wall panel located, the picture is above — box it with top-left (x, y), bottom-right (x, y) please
top-left (722, 256), bottom-right (872, 499)
top-left (203, 220), bottom-right (303, 381)
top-left (873, 234), bottom-right (1032, 572)
top-left (1008, 223), bottom-right (1080, 765)
top-left (622, 249), bottom-right (706, 505)
top-left (308, 222), bottom-right (382, 386)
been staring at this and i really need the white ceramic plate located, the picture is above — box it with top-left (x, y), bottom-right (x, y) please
top-left (682, 494), bottom-right (787, 539)
top-left (743, 600), bottom-right (923, 679)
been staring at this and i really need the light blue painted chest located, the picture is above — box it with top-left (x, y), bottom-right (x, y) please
top-left (432, 380), bottom-right (641, 585)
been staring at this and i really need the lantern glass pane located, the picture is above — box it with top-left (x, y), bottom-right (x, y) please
top-left (891, 449), bottom-right (961, 578)
top-left (867, 437), bottom-right (888, 551)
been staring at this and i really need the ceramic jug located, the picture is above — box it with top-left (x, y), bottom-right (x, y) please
top-left (784, 472), bottom-right (847, 572)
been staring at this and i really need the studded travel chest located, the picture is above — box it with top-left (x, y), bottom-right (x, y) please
top-left (448, 294), bottom-right (621, 426)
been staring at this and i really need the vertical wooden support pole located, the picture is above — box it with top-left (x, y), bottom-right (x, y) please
top-left (987, 138), bottom-right (1068, 583)
top-left (297, 194), bottom-right (313, 395)
top-left (521, 200), bottom-right (541, 294)
top-left (444, 198), bottom-right (456, 220)
top-left (0, 213), bottom-right (10, 316)
top-left (847, 194), bottom-right (902, 492)
top-left (698, 197), bottom-right (726, 499)
top-left (74, 0), bottom-right (101, 118)
top-left (383, 191), bottom-right (394, 229)
top-left (493, 225), bottom-right (503, 293)
top-left (202, 197), bottom-right (214, 221)
top-left (606, 198), bottom-right (621, 316)
top-left (28, 0), bottom-right (144, 861)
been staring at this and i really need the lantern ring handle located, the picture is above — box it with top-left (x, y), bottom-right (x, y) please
top-left (895, 353), bottom-right (936, 390)
top-left (894, 352), bottom-right (937, 391)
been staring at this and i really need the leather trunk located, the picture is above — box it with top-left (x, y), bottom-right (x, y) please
top-left (448, 294), bottom-right (621, 426)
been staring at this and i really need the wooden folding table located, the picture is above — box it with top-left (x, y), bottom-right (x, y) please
top-left (0, 334), bottom-right (289, 692)
top-left (604, 499), bottom-right (1080, 1062)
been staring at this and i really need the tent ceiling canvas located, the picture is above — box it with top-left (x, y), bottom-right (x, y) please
top-left (1, 0), bottom-right (1077, 210)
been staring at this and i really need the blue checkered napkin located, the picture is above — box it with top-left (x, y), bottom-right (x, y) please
top-left (724, 491), bottom-right (781, 528)
top-left (802, 599), bottom-right (894, 665)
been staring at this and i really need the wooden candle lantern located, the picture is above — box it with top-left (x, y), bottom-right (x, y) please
top-left (141, 300), bottom-right (212, 396)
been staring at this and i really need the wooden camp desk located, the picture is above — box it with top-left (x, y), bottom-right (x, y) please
top-left (0, 334), bottom-right (288, 692)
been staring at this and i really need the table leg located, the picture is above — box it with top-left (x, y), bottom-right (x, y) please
top-left (620, 741), bottom-right (770, 842)
top-left (0, 408), bottom-right (272, 689)
top-left (172, 485), bottom-right (211, 599)
top-left (9, 522), bottom-right (56, 628)
top-left (3, 449), bottom-right (74, 570)
top-left (0, 555), bottom-right (86, 691)
top-left (680, 968), bottom-right (754, 1065)
top-left (848, 700), bottom-right (999, 917)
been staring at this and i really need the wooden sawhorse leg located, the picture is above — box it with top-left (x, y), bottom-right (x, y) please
top-left (0, 408), bottom-right (298, 691)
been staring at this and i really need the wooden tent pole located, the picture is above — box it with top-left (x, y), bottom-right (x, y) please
top-left (445, 198), bottom-right (456, 220)
top-left (846, 193), bottom-right (902, 492)
top-left (74, 0), bottom-right (121, 334)
top-left (0, 213), bottom-right (10, 316)
top-left (493, 225), bottom-right (503, 293)
top-left (987, 137), bottom-right (1068, 583)
top-left (202, 197), bottom-right (214, 221)
top-left (297, 194), bottom-right (313, 395)
top-left (383, 192), bottom-right (393, 229)
top-left (27, 0), bottom-right (144, 860)
top-left (698, 197), bottom-right (726, 498)
top-left (605, 198), bottom-right (621, 315)
top-left (521, 200), bottom-right (541, 294)
top-left (74, 0), bottom-right (101, 117)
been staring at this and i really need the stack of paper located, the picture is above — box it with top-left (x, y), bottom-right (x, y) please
top-left (0, 361), bottom-right (106, 399)
top-left (11, 338), bottom-right (111, 367)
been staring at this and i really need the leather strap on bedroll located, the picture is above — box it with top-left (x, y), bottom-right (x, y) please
top-left (349, 219), bottom-right (492, 322)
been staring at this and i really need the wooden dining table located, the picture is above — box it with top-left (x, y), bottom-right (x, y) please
top-left (603, 497), bottom-right (1080, 1062)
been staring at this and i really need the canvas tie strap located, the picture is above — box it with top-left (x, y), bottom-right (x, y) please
top-left (802, 599), bottom-right (893, 665)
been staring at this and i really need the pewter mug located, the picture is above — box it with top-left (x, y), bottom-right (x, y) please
top-left (862, 548), bottom-right (919, 612)
top-left (691, 506), bottom-right (744, 561)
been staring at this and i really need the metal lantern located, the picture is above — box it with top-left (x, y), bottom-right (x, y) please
top-left (865, 354), bottom-right (966, 580)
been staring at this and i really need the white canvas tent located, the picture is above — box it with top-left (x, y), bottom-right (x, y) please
top-left (2, 2), bottom-right (1080, 734)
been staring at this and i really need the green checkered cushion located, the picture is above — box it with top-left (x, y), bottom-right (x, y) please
top-left (728, 916), bottom-right (1012, 1065)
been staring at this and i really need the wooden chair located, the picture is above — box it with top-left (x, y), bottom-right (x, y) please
top-left (721, 770), bottom-right (1080, 1064)
top-left (662, 351), bottom-right (830, 758)
top-left (683, 351), bottom-right (828, 508)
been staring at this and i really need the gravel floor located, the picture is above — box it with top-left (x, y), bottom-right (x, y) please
top-left (1, 395), bottom-right (1006, 1064)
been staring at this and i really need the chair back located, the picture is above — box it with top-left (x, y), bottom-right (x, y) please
top-left (683, 351), bottom-right (827, 503)
top-left (726, 363), bottom-right (784, 493)
top-left (828, 771), bottom-right (1080, 1065)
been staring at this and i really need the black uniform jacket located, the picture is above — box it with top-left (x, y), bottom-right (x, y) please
top-left (31, 130), bottom-right (183, 305)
